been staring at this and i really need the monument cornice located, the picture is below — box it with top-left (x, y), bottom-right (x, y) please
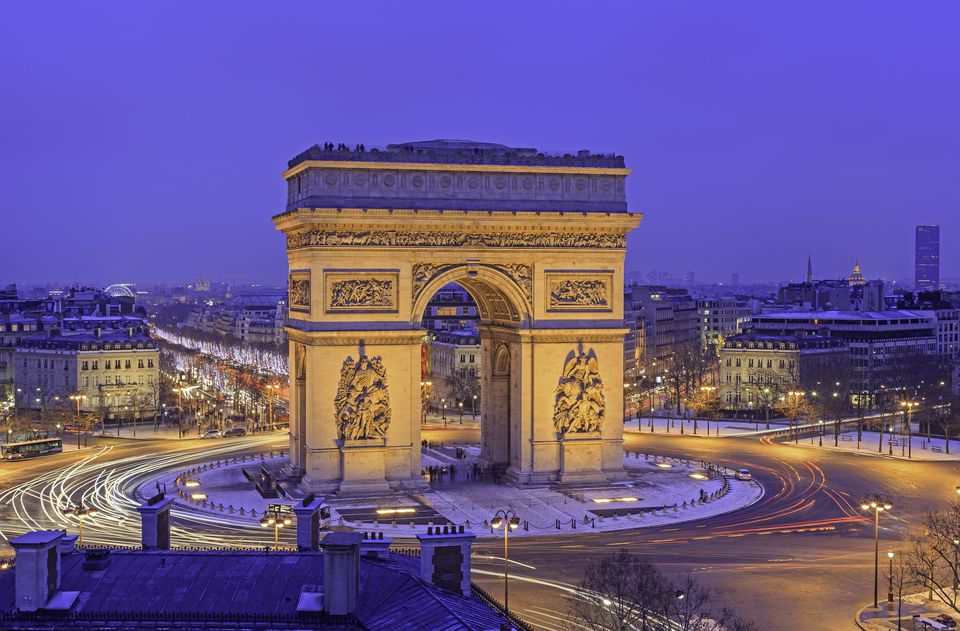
top-left (282, 160), bottom-right (631, 180)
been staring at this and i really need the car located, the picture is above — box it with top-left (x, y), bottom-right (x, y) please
top-left (935, 614), bottom-right (957, 628)
top-left (224, 427), bottom-right (247, 437)
top-left (735, 468), bottom-right (752, 481)
top-left (200, 430), bottom-right (222, 439)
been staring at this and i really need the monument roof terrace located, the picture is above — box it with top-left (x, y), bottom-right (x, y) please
top-left (288, 139), bottom-right (626, 170)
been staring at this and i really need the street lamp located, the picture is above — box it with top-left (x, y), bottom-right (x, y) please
top-left (900, 401), bottom-right (917, 460)
top-left (68, 393), bottom-right (87, 450)
top-left (458, 401), bottom-right (463, 424)
top-left (888, 550), bottom-right (894, 603)
top-left (441, 398), bottom-right (447, 424)
top-left (861, 493), bottom-right (893, 608)
top-left (818, 420), bottom-right (824, 447)
top-left (491, 508), bottom-right (521, 614)
top-left (259, 507), bottom-right (292, 548)
top-left (265, 383), bottom-right (281, 432)
top-left (63, 502), bottom-right (99, 546)
top-left (472, 394), bottom-right (477, 419)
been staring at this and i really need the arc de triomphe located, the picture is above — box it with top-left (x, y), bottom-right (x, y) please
top-left (274, 140), bottom-right (641, 493)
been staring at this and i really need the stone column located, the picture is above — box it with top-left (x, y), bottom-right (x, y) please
top-left (416, 526), bottom-right (476, 597)
top-left (10, 530), bottom-right (65, 611)
top-left (321, 532), bottom-right (364, 616)
top-left (136, 495), bottom-right (175, 550)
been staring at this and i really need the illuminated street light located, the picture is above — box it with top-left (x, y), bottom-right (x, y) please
top-left (491, 508), bottom-right (521, 613)
top-left (861, 493), bottom-right (893, 608)
top-left (887, 550), bottom-right (894, 603)
top-left (63, 502), bottom-right (99, 546)
top-left (259, 506), bottom-right (293, 548)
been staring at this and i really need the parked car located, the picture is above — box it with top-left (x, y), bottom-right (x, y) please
top-left (935, 614), bottom-right (957, 628)
top-left (224, 427), bottom-right (247, 437)
top-left (735, 468), bottom-right (752, 481)
top-left (200, 430), bottom-right (223, 439)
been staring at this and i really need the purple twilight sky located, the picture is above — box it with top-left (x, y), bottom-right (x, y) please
top-left (2, 2), bottom-right (958, 287)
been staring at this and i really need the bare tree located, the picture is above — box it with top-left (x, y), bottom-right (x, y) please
top-left (567, 551), bottom-right (754, 631)
top-left (567, 550), bottom-right (669, 631)
top-left (685, 387), bottom-right (720, 435)
top-left (905, 502), bottom-right (960, 614)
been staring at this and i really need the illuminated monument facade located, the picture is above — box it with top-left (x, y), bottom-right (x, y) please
top-left (274, 140), bottom-right (641, 492)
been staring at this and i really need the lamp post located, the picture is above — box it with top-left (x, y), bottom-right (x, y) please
top-left (458, 401), bottom-right (463, 424)
top-left (491, 508), bottom-right (521, 614)
top-left (861, 493), bottom-right (892, 608)
top-left (68, 393), bottom-right (87, 450)
top-left (265, 383), bottom-right (280, 432)
top-left (472, 394), bottom-right (477, 419)
top-left (441, 398), bottom-right (446, 425)
top-left (887, 550), bottom-right (894, 604)
top-left (900, 401), bottom-right (917, 460)
top-left (818, 420), bottom-right (824, 447)
top-left (63, 502), bottom-right (99, 546)
top-left (888, 425), bottom-right (893, 455)
top-left (260, 507), bottom-right (292, 548)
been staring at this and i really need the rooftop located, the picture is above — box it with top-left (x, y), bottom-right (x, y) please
top-left (754, 310), bottom-right (933, 322)
top-left (288, 139), bottom-right (625, 169)
top-left (0, 548), bottom-right (509, 631)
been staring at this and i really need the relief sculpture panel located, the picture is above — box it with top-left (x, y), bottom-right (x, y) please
top-left (553, 349), bottom-right (605, 435)
top-left (289, 271), bottom-right (311, 312)
top-left (545, 271), bottom-right (614, 312)
top-left (325, 271), bottom-right (399, 313)
top-left (335, 355), bottom-right (391, 441)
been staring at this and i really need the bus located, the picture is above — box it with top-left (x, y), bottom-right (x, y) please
top-left (0, 438), bottom-right (63, 460)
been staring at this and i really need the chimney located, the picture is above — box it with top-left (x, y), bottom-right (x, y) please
top-left (359, 531), bottom-right (392, 560)
top-left (10, 530), bottom-right (65, 611)
top-left (415, 525), bottom-right (476, 597)
top-left (321, 532), bottom-right (364, 616)
top-left (292, 494), bottom-right (326, 551)
top-left (136, 493), bottom-right (175, 550)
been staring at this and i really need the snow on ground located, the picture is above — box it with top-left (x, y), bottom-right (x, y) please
top-left (150, 450), bottom-right (763, 539)
top-left (780, 429), bottom-right (960, 461)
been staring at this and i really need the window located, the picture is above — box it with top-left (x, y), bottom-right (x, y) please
top-left (766, 360), bottom-right (772, 368)
top-left (748, 359), bottom-right (754, 368)
top-left (125, 360), bottom-right (131, 369)
top-left (92, 361), bottom-right (99, 370)
top-left (469, 354), bottom-right (475, 362)
top-left (82, 361), bottom-right (88, 371)
top-left (114, 360), bottom-right (120, 370)
top-left (138, 359), bottom-right (144, 368)
top-left (779, 360), bottom-right (785, 368)
top-left (725, 358), bottom-right (731, 367)
top-left (735, 358), bottom-right (741, 367)
top-left (147, 359), bottom-right (154, 368)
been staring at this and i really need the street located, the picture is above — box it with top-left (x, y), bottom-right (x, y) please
top-left (0, 426), bottom-right (954, 630)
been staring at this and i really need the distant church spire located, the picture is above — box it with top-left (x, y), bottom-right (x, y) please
top-left (806, 253), bottom-right (813, 284)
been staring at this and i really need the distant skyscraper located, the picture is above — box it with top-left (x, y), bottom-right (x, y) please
top-left (682, 270), bottom-right (696, 287)
top-left (915, 225), bottom-right (940, 291)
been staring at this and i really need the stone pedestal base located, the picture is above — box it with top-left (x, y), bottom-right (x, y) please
top-left (338, 439), bottom-right (390, 493)
top-left (558, 433), bottom-right (606, 484)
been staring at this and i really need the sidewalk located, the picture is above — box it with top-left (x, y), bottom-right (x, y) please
top-left (857, 593), bottom-right (958, 629)
top-left (781, 429), bottom-right (960, 462)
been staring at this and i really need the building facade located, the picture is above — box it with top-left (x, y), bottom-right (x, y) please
top-left (719, 332), bottom-right (849, 408)
top-left (747, 310), bottom-right (937, 391)
top-left (626, 285), bottom-right (700, 369)
top-left (698, 297), bottom-right (752, 352)
top-left (916, 224), bottom-right (940, 291)
top-left (14, 319), bottom-right (160, 419)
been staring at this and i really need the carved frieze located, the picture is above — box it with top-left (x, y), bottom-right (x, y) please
top-left (553, 350), bottom-right (605, 435)
top-left (545, 271), bottom-right (614, 312)
top-left (330, 279), bottom-right (394, 308)
top-left (324, 270), bottom-right (399, 313)
top-left (335, 355), bottom-right (391, 440)
top-left (289, 271), bottom-right (311, 312)
top-left (549, 279), bottom-right (608, 307)
top-left (288, 230), bottom-right (626, 251)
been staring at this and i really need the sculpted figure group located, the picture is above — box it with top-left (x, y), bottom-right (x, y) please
top-left (335, 355), bottom-right (391, 440)
top-left (553, 350), bottom-right (605, 435)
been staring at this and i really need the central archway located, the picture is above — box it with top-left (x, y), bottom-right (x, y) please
top-left (413, 266), bottom-right (531, 477)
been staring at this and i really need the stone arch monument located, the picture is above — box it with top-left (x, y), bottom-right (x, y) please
top-left (274, 140), bottom-right (641, 492)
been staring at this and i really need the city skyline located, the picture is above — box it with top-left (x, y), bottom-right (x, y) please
top-left (2, 2), bottom-right (958, 284)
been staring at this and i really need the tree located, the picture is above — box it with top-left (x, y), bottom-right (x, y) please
top-left (450, 367), bottom-right (480, 407)
top-left (567, 550), bottom-right (754, 631)
top-left (567, 550), bottom-right (668, 631)
top-left (886, 546), bottom-right (916, 631)
top-left (685, 387), bottom-right (720, 435)
top-left (905, 502), bottom-right (960, 614)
